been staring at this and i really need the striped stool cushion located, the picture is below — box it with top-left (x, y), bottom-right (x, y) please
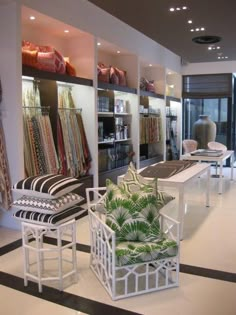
top-left (13, 204), bottom-right (86, 226)
top-left (12, 174), bottom-right (82, 199)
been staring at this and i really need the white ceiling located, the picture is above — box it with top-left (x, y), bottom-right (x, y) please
top-left (87, 0), bottom-right (236, 64)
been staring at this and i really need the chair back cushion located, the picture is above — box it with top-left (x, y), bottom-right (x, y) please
top-left (105, 164), bottom-right (174, 242)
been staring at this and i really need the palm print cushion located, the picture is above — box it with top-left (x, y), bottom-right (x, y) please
top-left (105, 179), bottom-right (177, 266)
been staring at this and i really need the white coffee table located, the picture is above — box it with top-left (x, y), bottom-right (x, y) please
top-left (181, 150), bottom-right (234, 194)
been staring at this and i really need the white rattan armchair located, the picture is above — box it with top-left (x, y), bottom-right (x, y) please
top-left (86, 187), bottom-right (180, 300)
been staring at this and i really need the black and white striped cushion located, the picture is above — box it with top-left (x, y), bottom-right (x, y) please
top-left (13, 204), bottom-right (86, 226)
top-left (12, 174), bottom-right (82, 199)
top-left (12, 193), bottom-right (84, 214)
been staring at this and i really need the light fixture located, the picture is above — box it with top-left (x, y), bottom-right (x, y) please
top-left (191, 27), bottom-right (206, 33)
top-left (200, 27), bottom-right (205, 31)
top-left (208, 47), bottom-right (212, 50)
top-left (225, 56), bottom-right (228, 59)
top-left (196, 28), bottom-right (200, 31)
top-left (29, 16), bottom-right (35, 20)
top-left (97, 42), bottom-right (101, 46)
top-left (169, 7), bottom-right (175, 11)
top-left (182, 6), bottom-right (187, 10)
top-left (176, 7), bottom-right (181, 10)
top-left (193, 35), bottom-right (221, 44)
top-left (217, 46), bottom-right (220, 49)
top-left (117, 50), bottom-right (120, 54)
top-left (169, 6), bottom-right (188, 12)
top-left (64, 30), bottom-right (69, 33)
top-left (149, 64), bottom-right (152, 67)
top-left (188, 20), bottom-right (192, 24)
top-left (190, 29), bottom-right (194, 32)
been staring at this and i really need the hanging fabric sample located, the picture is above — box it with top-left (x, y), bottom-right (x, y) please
top-left (139, 115), bottom-right (162, 144)
top-left (0, 77), bottom-right (13, 209)
top-left (57, 85), bottom-right (91, 177)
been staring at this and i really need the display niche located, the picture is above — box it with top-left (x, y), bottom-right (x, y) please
top-left (22, 68), bottom-right (94, 199)
top-left (139, 93), bottom-right (165, 168)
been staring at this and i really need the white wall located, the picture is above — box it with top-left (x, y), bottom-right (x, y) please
top-left (0, 1), bottom-right (23, 229)
top-left (22, 0), bottom-right (181, 73)
top-left (182, 60), bottom-right (236, 75)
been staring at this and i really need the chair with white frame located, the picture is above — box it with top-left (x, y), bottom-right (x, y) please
top-left (86, 187), bottom-right (180, 300)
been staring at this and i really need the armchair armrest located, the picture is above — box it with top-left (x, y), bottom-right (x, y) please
top-left (159, 212), bottom-right (180, 244)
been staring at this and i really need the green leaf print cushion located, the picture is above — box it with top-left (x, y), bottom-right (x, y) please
top-left (105, 178), bottom-right (174, 242)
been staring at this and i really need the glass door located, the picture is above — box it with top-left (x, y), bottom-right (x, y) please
top-left (183, 97), bottom-right (233, 150)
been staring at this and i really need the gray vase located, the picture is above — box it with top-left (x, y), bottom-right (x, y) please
top-left (192, 115), bottom-right (216, 149)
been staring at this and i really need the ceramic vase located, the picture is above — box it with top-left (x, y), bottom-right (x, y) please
top-left (192, 115), bottom-right (216, 149)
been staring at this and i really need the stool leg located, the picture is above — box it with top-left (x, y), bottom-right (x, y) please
top-left (36, 229), bottom-right (42, 293)
top-left (58, 227), bottom-right (63, 291)
top-left (72, 221), bottom-right (78, 282)
top-left (22, 224), bottom-right (29, 287)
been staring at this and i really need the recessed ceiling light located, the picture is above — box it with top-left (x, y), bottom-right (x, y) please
top-left (97, 42), bottom-right (101, 46)
top-left (117, 50), bottom-right (120, 54)
top-left (225, 56), bottom-right (228, 59)
top-left (188, 20), bottom-right (192, 24)
top-left (29, 16), bottom-right (35, 20)
top-left (196, 28), bottom-right (200, 31)
top-left (169, 7), bottom-right (175, 11)
top-left (190, 29), bottom-right (194, 32)
top-left (64, 30), bottom-right (69, 33)
top-left (200, 27), bottom-right (205, 31)
top-left (217, 46), bottom-right (220, 49)
top-left (149, 64), bottom-right (152, 67)
top-left (208, 47), bottom-right (212, 50)
top-left (176, 7), bottom-right (181, 10)
top-left (218, 57), bottom-right (221, 59)
top-left (182, 6), bottom-right (187, 10)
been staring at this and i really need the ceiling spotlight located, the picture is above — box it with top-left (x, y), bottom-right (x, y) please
top-left (64, 30), bottom-right (69, 33)
top-left (190, 29), bottom-right (194, 32)
top-left (218, 57), bottom-right (221, 59)
top-left (196, 28), bottom-right (200, 31)
top-left (225, 56), bottom-right (228, 59)
top-left (200, 27), bottom-right (205, 31)
top-left (217, 46), bottom-right (220, 49)
top-left (149, 64), bottom-right (152, 67)
top-left (176, 7), bottom-right (181, 10)
top-left (97, 42), bottom-right (101, 46)
top-left (169, 7), bottom-right (175, 11)
top-left (117, 50), bottom-right (120, 54)
top-left (208, 47), bottom-right (212, 50)
top-left (182, 6), bottom-right (187, 10)
top-left (188, 20), bottom-right (192, 24)
top-left (29, 16), bottom-right (35, 20)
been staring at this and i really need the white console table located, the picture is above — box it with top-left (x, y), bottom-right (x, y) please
top-left (181, 150), bottom-right (234, 194)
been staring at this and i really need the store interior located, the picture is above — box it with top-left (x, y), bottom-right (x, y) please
top-left (0, 1), bottom-right (236, 314)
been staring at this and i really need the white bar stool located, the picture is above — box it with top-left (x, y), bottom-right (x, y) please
top-left (21, 219), bottom-right (77, 292)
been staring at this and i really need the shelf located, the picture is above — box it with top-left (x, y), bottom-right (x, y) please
top-left (22, 65), bottom-right (93, 87)
top-left (115, 138), bottom-right (132, 143)
top-left (140, 112), bottom-right (160, 116)
top-left (98, 140), bottom-right (114, 144)
top-left (98, 112), bottom-right (114, 117)
top-left (140, 90), bottom-right (165, 99)
top-left (114, 112), bottom-right (131, 116)
top-left (166, 95), bottom-right (181, 102)
top-left (98, 82), bottom-right (137, 94)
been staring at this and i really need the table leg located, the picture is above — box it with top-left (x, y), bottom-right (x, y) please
top-left (219, 161), bottom-right (223, 194)
top-left (178, 185), bottom-right (185, 240)
top-left (206, 167), bottom-right (210, 207)
top-left (231, 153), bottom-right (234, 181)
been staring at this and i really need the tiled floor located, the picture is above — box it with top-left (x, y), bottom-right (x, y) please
top-left (1, 167), bottom-right (236, 314)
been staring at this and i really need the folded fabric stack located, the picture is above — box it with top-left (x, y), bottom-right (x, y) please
top-left (12, 174), bottom-right (85, 226)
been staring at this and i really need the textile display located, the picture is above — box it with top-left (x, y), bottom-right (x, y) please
top-left (140, 115), bottom-right (162, 145)
top-left (57, 86), bottom-right (91, 177)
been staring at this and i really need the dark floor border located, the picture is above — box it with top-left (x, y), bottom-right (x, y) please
top-left (0, 271), bottom-right (142, 315)
top-left (2, 232), bottom-right (236, 284)
top-left (180, 264), bottom-right (236, 283)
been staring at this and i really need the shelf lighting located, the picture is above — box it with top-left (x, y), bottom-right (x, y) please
top-left (97, 42), bottom-right (101, 46)
top-left (29, 16), bottom-right (35, 20)
top-left (117, 50), bottom-right (120, 54)
top-left (64, 30), bottom-right (69, 33)
top-left (149, 64), bottom-right (152, 67)
top-left (169, 5), bottom-right (188, 12)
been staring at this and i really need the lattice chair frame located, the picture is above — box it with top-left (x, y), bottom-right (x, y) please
top-left (86, 187), bottom-right (180, 300)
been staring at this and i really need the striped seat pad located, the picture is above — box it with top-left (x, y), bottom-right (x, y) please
top-left (12, 174), bottom-right (82, 199)
top-left (13, 204), bottom-right (86, 226)
top-left (12, 193), bottom-right (84, 214)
